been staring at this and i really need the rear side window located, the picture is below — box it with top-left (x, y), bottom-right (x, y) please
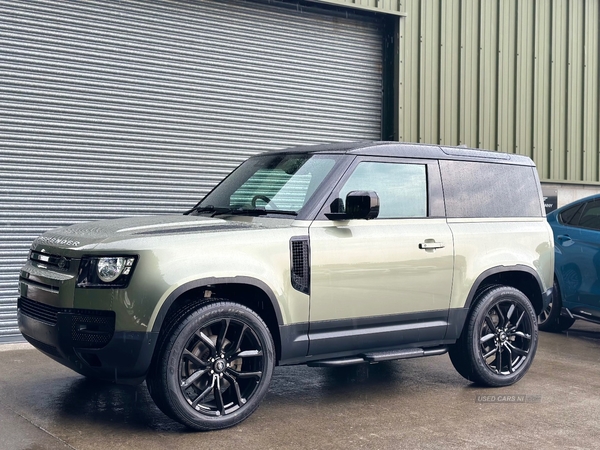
top-left (574, 200), bottom-right (600, 231)
top-left (559, 203), bottom-right (585, 225)
top-left (440, 161), bottom-right (543, 218)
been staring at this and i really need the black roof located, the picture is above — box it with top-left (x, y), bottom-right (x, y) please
top-left (266, 141), bottom-right (536, 166)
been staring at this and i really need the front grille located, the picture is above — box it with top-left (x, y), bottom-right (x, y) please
top-left (18, 297), bottom-right (116, 349)
top-left (71, 313), bottom-right (115, 348)
top-left (29, 250), bottom-right (71, 271)
top-left (290, 237), bottom-right (310, 295)
top-left (19, 296), bottom-right (59, 325)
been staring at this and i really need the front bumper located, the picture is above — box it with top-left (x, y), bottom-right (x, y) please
top-left (18, 297), bottom-right (158, 384)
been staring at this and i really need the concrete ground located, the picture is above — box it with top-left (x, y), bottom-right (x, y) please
top-left (1, 322), bottom-right (599, 450)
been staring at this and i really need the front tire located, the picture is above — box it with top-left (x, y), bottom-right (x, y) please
top-left (147, 301), bottom-right (275, 430)
top-left (449, 286), bottom-right (538, 387)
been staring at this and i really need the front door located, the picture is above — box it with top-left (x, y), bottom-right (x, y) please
top-left (307, 158), bottom-right (454, 356)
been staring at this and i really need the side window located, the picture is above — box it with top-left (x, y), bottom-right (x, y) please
top-left (439, 161), bottom-right (543, 218)
top-left (559, 203), bottom-right (585, 225)
top-left (338, 162), bottom-right (427, 219)
top-left (576, 200), bottom-right (600, 231)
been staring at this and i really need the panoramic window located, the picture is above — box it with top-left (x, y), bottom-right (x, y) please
top-left (338, 162), bottom-right (427, 218)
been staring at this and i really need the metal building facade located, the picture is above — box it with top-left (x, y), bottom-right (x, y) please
top-left (0, 0), bottom-right (387, 341)
top-left (2, 0), bottom-right (600, 342)
top-left (398, 0), bottom-right (600, 184)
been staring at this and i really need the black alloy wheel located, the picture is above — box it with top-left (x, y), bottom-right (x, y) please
top-left (147, 301), bottom-right (275, 430)
top-left (449, 285), bottom-right (538, 387)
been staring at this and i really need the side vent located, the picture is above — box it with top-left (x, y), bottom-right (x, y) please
top-left (290, 236), bottom-right (310, 295)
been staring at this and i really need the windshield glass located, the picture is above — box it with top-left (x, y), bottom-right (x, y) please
top-left (192, 153), bottom-right (341, 216)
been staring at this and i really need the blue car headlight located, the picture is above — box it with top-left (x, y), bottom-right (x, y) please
top-left (77, 256), bottom-right (137, 288)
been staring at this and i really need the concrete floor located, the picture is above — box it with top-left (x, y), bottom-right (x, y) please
top-left (1, 322), bottom-right (599, 450)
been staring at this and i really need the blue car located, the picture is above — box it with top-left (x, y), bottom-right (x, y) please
top-left (539, 194), bottom-right (600, 332)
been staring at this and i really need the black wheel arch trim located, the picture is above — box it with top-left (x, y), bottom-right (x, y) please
top-left (463, 265), bottom-right (547, 312)
top-left (151, 276), bottom-right (285, 333)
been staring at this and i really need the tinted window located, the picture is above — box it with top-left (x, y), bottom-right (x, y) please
top-left (559, 203), bottom-right (585, 225)
top-left (440, 161), bottom-right (542, 218)
top-left (338, 162), bottom-right (427, 219)
top-left (576, 200), bottom-right (600, 231)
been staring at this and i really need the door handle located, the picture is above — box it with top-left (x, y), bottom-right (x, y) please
top-left (419, 241), bottom-right (445, 250)
top-left (556, 235), bottom-right (573, 246)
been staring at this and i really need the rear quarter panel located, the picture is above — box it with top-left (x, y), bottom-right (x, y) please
top-left (448, 217), bottom-right (554, 309)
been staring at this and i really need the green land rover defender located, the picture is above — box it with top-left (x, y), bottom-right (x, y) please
top-left (18, 142), bottom-right (553, 430)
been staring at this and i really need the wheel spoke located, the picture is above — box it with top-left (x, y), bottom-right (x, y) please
top-left (237, 349), bottom-right (263, 358)
top-left (514, 311), bottom-right (525, 329)
top-left (214, 379), bottom-right (225, 415)
top-left (506, 342), bottom-right (529, 357)
top-left (182, 350), bottom-right (208, 368)
top-left (228, 368), bottom-right (262, 380)
top-left (480, 333), bottom-right (496, 344)
top-left (228, 325), bottom-right (247, 357)
top-left (513, 331), bottom-right (531, 340)
top-left (503, 344), bottom-right (515, 373)
top-left (495, 347), bottom-right (503, 373)
top-left (483, 346), bottom-right (498, 359)
top-left (216, 319), bottom-right (230, 354)
top-left (196, 331), bottom-right (217, 356)
top-left (181, 368), bottom-right (209, 388)
top-left (191, 378), bottom-right (215, 408)
top-left (484, 315), bottom-right (497, 332)
top-left (224, 373), bottom-right (244, 407)
top-left (495, 305), bottom-right (506, 327)
top-left (506, 304), bottom-right (516, 326)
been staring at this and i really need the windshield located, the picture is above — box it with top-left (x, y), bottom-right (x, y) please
top-left (190, 153), bottom-right (341, 216)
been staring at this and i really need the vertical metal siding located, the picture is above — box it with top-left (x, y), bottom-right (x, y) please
top-left (583, 0), bottom-right (600, 182)
top-left (399, 0), bottom-right (600, 184)
top-left (0, 0), bottom-right (384, 341)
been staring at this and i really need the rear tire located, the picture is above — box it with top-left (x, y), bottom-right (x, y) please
top-left (450, 286), bottom-right (538, 387)
top-left (538, 280), bottom-right (575, 332)
top-left (147, 301), bottom-right (275, 430)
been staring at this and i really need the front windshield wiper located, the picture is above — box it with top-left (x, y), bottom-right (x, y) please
top-left (186, 205), bottom-right (297, 217)
top-left (221, 208), bottom-right (298, 217)
top-left (184, 205), bottom-right (231, 216)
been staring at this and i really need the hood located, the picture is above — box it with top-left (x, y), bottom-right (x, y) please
top-left (31, 215), bottom-right (265, 254)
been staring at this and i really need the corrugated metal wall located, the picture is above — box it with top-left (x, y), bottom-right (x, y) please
top-left (0, 0), bottom-right (384, 341)
top-left (399, 0), bottom-right (600, 184)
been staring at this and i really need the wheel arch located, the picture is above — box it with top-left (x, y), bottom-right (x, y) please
top-left (150, 277), bottom-right (284, 361)
top-left (464, 265), bottom-right (546, 315)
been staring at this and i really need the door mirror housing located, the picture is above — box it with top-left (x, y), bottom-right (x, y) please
top-left (325, 191), bottom-right (380, 220)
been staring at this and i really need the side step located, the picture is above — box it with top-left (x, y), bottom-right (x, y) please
top-left (307, 346), bottom-right (448, 367)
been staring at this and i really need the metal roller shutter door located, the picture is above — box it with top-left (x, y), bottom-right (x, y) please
top-left (0, 0), bottom-right (383, 341)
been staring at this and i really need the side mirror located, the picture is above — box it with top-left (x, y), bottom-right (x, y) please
top-left (325, 191), bottom-right (380, 220)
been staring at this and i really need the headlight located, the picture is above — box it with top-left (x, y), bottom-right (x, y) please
top-left (77, 256), bottom-right (137, 288)
top-left (97, 257), bottom-right (126, 282)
